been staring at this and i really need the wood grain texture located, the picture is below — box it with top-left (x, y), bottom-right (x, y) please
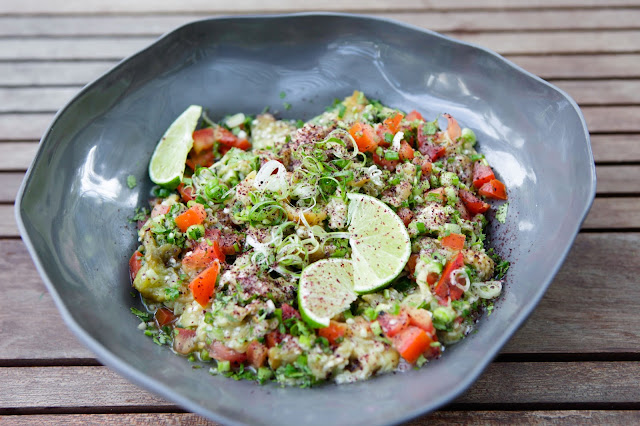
top-left (2, 31), bottom-right (640, 62)
top-left (4, 411), bottom-right (640, 425)
top-left (511, 54), bottom-right (640, 79)
top-left (1, 233), bottom-right (639, 361)
top-left (0, 240), bottom-right (95, 360)
top-left (4, 80), bottom-right (640, 114)
top-left (6, 55), bottom-right (640, 88)
top-left (2, 0), bottom-right (637, 14)
top-left (0, 173), bottom-right (24, 202)
top-left (502, 232), bottom-right (640, 353)
top-left (582, 198), bottom-right (640, 229)
top-left (0, 143), bottom-right (38, 169)
top-left (3, 108), bottom-right (640, 142)
top-left (3, 9), bottom-right (640, 38)
top-left (1, 362), bottom-right (639, 411)
top-left (591, 135), bottom-right (640, 163)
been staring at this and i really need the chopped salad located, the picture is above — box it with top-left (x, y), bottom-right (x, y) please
top-left (128, 91), bottom-right (509, 386)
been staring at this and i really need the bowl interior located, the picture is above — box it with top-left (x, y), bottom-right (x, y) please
top-left (16, 14), bottom-right (594, 426)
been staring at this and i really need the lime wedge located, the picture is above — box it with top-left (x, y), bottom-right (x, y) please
top-left (298, 258), bottom-right (356, 328)
top-left (148, 105), bottom-right (202, 189)
top-left (347, 193), bottom-right (411, 294)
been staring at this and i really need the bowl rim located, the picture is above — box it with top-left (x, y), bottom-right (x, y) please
top-left (14, 11), bottom-right (596, 425)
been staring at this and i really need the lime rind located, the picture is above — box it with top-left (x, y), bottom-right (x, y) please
top-left (148, 105), bottom-right (202, 189)
top-left (346, 193), bottom-right (411, 294)
top-left (298, 258), bottom-right (356, 328)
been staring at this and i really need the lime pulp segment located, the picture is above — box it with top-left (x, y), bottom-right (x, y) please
top-left (346, 193), bottom-right (411, 294)
top-left (298, 258), bottom-right (357, 328)
top-left (148, 105), bottom-right (202, 189)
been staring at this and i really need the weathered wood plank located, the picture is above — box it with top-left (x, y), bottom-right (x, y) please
top-left (1, 362), bottom-right (638, 410)
top-left (582, 198), bottom-right (640, 229)
top-left (0, 114), bottom-right (52, 141)
top-left (4, 81), bottom-right (640, 114)
top-left (510, 54), bottom-right (640, 79)
top-left (3, 9), bottom-right (640, 38)
top-left (553, 80), bottom-right (640, 106)
top-left (414, 411), bottom-right (640, 425)
top-left (6, 56), bottom-right (640, 88)
top-left (3, 31), bottom-right (640, 62)
top-left (0, 143), bottom-right (39, 170)
top-left (502, 232), bottom-right (640, 353)
top-left (595, 166), bottom-right (640, 193)
top-left (4, 410), bottom-right (640, 425)
top-left (0, 38), bottom-right (154, 61)
top-left (1, 0), bottom-right (637, 14)
top-left (0, 239), bottom-right (94, 360)
top-left (591, 134), bottom-right (640, 163)
top-left (583, 106), bottom-right (640, 133)
top-left (0, 88), bottom-right (78, 113)
top-left (0, 62), bottom-right (115, 86)
top-left (0, 173), bottom-right (24, 202)
top-left (0, 205), bottom-right (18, 237)
top-left (2, 108), bottom-right (640, 142)
top-left (1, 233), bottom-right (639, 361)
top-left (452, 30), bottom-right (640, 55)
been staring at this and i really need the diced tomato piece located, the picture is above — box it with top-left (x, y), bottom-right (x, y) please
top-left (186, 150), bottom-right (215, 169)
top-left (384, 112), bottom-right (404, 134)
top-left (129, 251), bottom-right (142, 283)
top-left (372, 152), bottom-right (399, 171)
top-left (212, 127), bottom-right (251, 151)
top-left (398, 141), bottom-right (415, 161)
top-left (412, 157), bottom-right (432, 177)
top-left (397, 207), bottom-right (414, 227)
top-left (155, 307), bottom-right (176, 327)
top-left (151, 204), bottom-right (170, 218)
top-left (423, 338), bottom-right (441, 359)
top-left (378, 310), bottom-right (410, 338)
top-left (209, 341), bottom-right (247, 364)
top-left (479, 179), bottom-right (508, 200)
top-left (265, 331), bottom-right (284, 348)
top-left (188, 260), bottom-right (220, 307)
top-left (406, 254), bottom-right (419, 278)
top-left (433, 252), bottom-right (465, 300)
top-left (281, 303), bottom-right (301, 320)
top-left (392, 326), bottom-right (432, 364)
top-left (406, 308), bottom-right (435, 335)
top-left (406, 110), bottom-right (424, 122)
top-left (443, 113), bottom-right (461, 140)
top-left (182, 238), bottom-right (225, 271)
top-left (246, 341), bottom-right (268, 368)
top-left (441, 233), bottom-right (466, 251)
top-left (375, 124), bottom-right (393, 148)
top-left (472, 163), bottom-right (495, 188)
top-left (459, 189), bottom-right (490, 215)
top-left (173, 328), bottom-right (197, 354)
top-left (177, 183), bottom-right (195, 202)
top-left (192, 128), bottom-right (215, 154)
top-left (216, 231), bottom-right (243, 256)
top-left (427, 271), bottom-right (439, 286)
top-left (317, 321), bottom-right (347, 345)
top-left (174, 203), bottom-right (207, 233)
top-left (349, 122), bottom-right (378, 153)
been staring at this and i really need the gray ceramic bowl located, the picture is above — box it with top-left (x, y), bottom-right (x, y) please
top-left (16, 13), bottom-right (595, 426)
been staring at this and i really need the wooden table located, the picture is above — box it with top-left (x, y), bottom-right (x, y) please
top-left (2, 1), bottom-right (640, 424)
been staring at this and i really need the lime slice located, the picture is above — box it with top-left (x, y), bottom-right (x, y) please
top-left (148, 105), bottom-right (202, 189)
top-left (298, 258), bottom-right (356, 328)
top-left (347, 193), bottom-right (411, 294)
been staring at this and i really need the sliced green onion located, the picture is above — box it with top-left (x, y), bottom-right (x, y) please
top-left (384, 151), bottom-right (399, 161)
top-left (461, 128), bottom-right (476, 145)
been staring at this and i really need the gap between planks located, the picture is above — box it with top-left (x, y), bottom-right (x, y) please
top-left (2, 411), bottom-right (640, 426)
top-left (1, 362), bottom-right (640, 411)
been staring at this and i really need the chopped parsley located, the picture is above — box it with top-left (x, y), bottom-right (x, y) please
top-left (126, 175), bottom-right (137, 189)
